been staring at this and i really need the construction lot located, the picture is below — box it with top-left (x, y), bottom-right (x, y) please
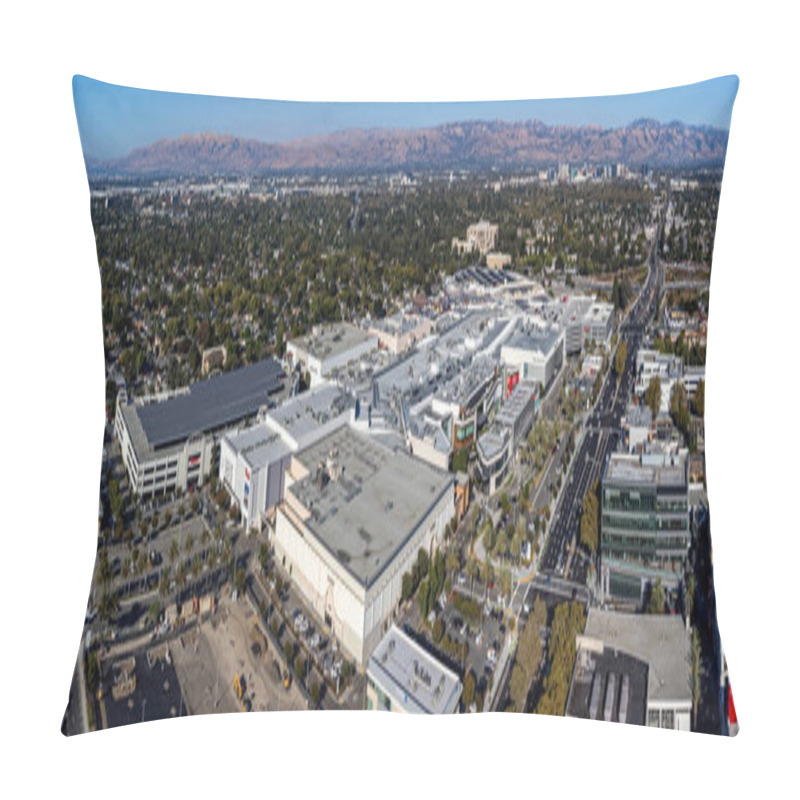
top-left (170, 593), bottom-right (307, 715)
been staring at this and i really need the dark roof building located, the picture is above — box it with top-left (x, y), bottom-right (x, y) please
top-left (114, 358), bottom-right (285, 499)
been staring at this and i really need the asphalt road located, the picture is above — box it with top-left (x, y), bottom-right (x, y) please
top-left (538, 230), bottom-right (663, 587)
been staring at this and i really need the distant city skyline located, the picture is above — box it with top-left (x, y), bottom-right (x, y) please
top-left (74, 75), bottom-right (738, 161)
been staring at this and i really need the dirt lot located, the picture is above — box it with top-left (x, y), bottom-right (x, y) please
top-left (171, 594), bottom-right (306, 716)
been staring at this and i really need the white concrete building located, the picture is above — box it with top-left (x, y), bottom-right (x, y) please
top-left (583, 302), bottom-right (615, 348)
top-left (581, 609), bottom-right (693, 731)
top-left (500, 325), bottom-right (564, 390)
top-left (367, 624), bottom-right (462, 714)
top-left (274, 425), bottom-right (455, 666)
top-left (367, 313), bottom-right (434, 355)
top-left (467, 220), bottom-right (499, 255)
top-left (486, 252), bottom-right (512, 270)
top-left (286, 323), bottom-right (378, 388)
top-left (452, 220), bottom-right (499, 256)
top-left (219, 384), bottom-right (352, 531)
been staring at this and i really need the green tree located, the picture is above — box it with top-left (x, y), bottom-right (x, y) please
top-left (579, 479), bottom-right (600, 554)
top-left (401, 572), bottom-right (414, 603)
top-left (159, 569), bottom-right (171, 600)
top-left (433, 617), bottom-right (445, 644)
top-left (509, 663), bottom-right (530, 712)
top-left (294, 652), bottom-right (307, 680)
top-left (258, 543), bottom-right (270, 574)
top-left (536, 601), bottom-right (585, 716)
top-left (309, 679), bottom-right (321, 708)
top-left (275, 318), bottom-right (285, 358)
top-left (445, 548), bottom-right (460, 577)
top-left (98, 589), bottom-right (120, 628)
top-left (644, 375), bottom-right (662, 419)
top-left (234, 568), bottom-right (247, 596)
top-left (647, 577), bottom-right (665, 614)
top-left (694, 379), bottom-right (705, 418)
top-left (691, 628), bottom-right (701, 719)
top-left (97, 548), bottom-right (113, 588)
top-left (482, 522), bottom-right (495, 553)
top-left (418, 579), bottom-right (431, 620)
top-left (415, 548), bottom-right (429, 582)
top-left (168, 539), bottom-right (180, 567)
top-left (685, 573), bottom-right (697, 622)
top-left (86, 651), bottom-right (99, 693)
top-left (463, 670), bottom-right (476, 709)
top-left (614, 340), bottom-right (627, 376)
top-left (498, 568), bottom-right (512, 601)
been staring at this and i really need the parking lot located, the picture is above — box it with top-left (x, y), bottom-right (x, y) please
top-left (399, 582), bottom-right (510, 704)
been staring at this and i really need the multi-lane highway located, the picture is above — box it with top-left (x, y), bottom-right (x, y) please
top-left (538, 230), bottom-right (663, 587)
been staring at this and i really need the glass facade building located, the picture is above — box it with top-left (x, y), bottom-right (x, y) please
top-left (600, 451), bottom-right (690, 602)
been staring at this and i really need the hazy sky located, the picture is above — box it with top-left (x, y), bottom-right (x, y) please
top-left (74, 75), bottom-right (739, 161)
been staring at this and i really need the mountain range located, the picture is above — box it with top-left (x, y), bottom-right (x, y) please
top-left (87, 118), bottom-right (729, 176)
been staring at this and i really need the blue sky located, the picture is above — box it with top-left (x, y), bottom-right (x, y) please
top-left (74, 75), bottom-right (738, 161)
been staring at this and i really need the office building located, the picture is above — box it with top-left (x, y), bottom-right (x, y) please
top-left (571, 609), bottom-right (692, 731)
top-left (600, 449), bottom-right (690, 603)
top-left (583, 302), bottom-right (615, 347)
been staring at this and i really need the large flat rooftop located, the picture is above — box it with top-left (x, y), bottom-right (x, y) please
top-left (368, 625), bottom-right (462, 714)
top-left (132, 358), bottom-right (284, 451)
top-left (604, 452), bottom-right (687, 490)
top-left (504, 324), bottom-right (563, 358)
top-left (496, 380), bottom-right (537, 428)
top-left (288, 323), bottom-right (376, 362)
top-left (583, 609), bottom-right (691, 705)
top-left (223, 425), bottom-right (291, 472)
top-left (267, 384), bottom-right (352, 448)
top-left (289, 426), bottom-right (453, 589)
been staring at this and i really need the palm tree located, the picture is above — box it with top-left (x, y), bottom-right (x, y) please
top-left (158, 569), bottom-right (171, 601)
top-left (122, 556), bottom-right (132, 595)
top-left (221, 538), bottom-right (233, 572)
top-left (98, 589), bottom-right (120, 633)
top-left (137, 549), bottom-right (149, 578)
top-left (97, 548), bottom-right (113, 588)
top-left (169, 538), bottom-right (180, 568)
top-left (191, 554), bottom-right (202, 586)
top-left (483, 556), bottom-right (494, 599)
top-left (176, 562), bottom-right (187, 604)
top-left (184, 532), bottom-right (194, 555)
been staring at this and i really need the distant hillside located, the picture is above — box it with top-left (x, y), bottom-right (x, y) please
top-left (89, 118), bottom-right (729, 176)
